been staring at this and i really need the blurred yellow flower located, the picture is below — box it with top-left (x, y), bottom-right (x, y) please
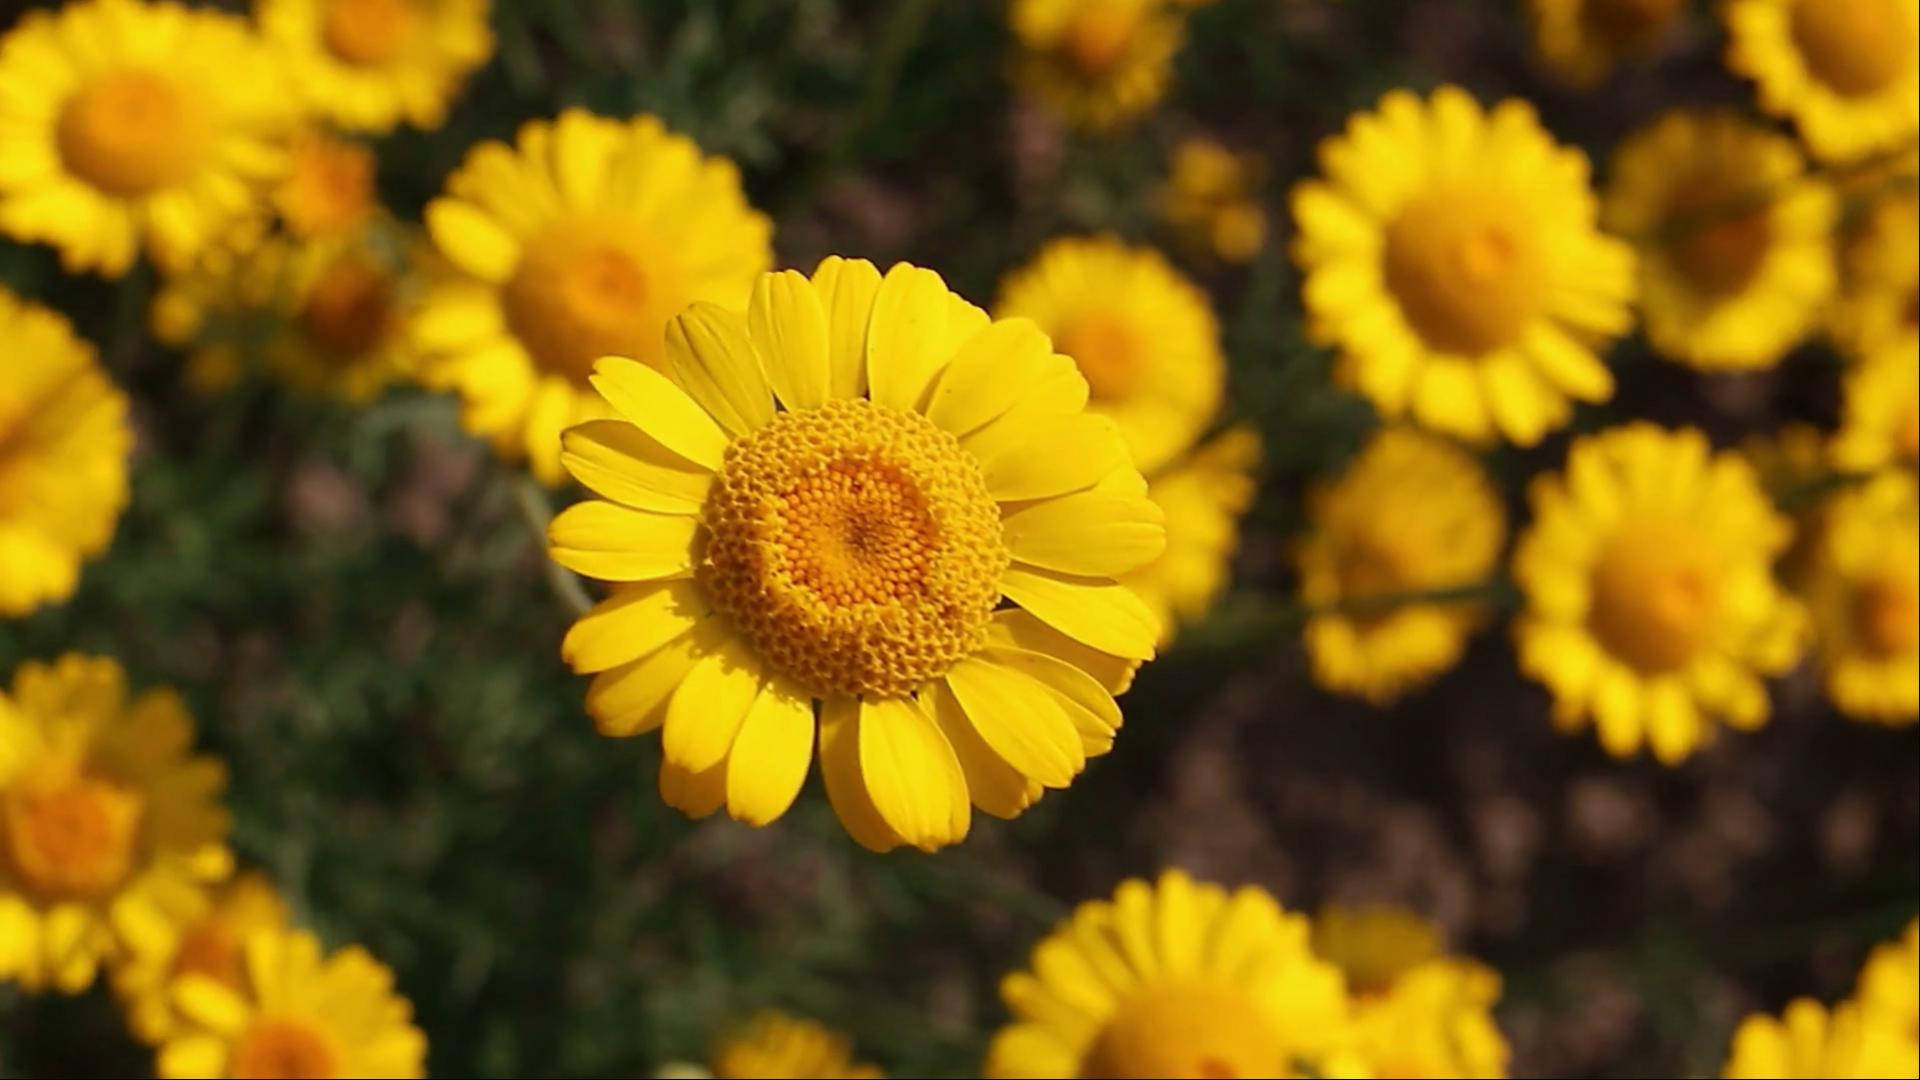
top-left (1292, 86), bottom-right (1636, 446)
top-left (1527, 0), bottom-right (1687, 85)
top-left (1723, 0), bottom-right (1920, 163)
top-left (274, 130), bottom-right (379, 239)
top-left (113, 872), bottom-right (290, 1044)
top-left (1157, 138), bottom-right (1269, 264)
top-left (1296, 428), bottom-right (1507, 704)
top-left (549, 259), bottom-right (1161, 852)
top-left (1513, 424), bottom-right (1807, 762)
top-left (1833, 346), bottom-right (1920, 473)
top-left (1312, 905), bottom-right (1510, 1079)
top-left (1723, 998), bottom-right (1918, 1078)
top-left (257, 0), bottom-right (492, 133)
top-left (1854, 918), bottom-right (1919, 1052)
top-left (1829, 185), bottom-right (1919, 363)
top-left (0, 292), bottom-right (131, 618)
top-left (1806, 474), bottom-right (1918, 725)
top-left (984, 870), bottom-right (1360, 1078)
top-left (0, 0), bottom-right (295, 276)
top-left (1010, 0), bottom-right (1183, 132)
top-left (414, 109), bottom-right (772, 485)
top-left (709, 1011), bottom-right (882, 1079)
top-left (156, 925), bottom-right (426, 1078)
top-left (995, 236), bottom-right (1224, 474)
top-left (1604, 110), bottom-right (1838, 371)
top-left (1125, 428), bottom-right (1260, 643)
top-left (0, 655), bottom-right (231, 994)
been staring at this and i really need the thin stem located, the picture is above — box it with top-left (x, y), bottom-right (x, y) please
top-left (512, 474), bottom-right (592, 617)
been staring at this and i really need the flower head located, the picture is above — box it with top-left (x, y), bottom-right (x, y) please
top-left (1723, 0), bottom-right (1920, 162)
top-left (1157, 138), bottom-right (1270, 264)
top-left (1296, 428), bottom-right (1507, 703)
top-left (257, 0), bottom-right (493, 133)
top-left (273, 130), bottom-right (379, 239)
top-left (549, 259), bottom-right (1162, 852)
top-left (1723, 997), bottom-right (1918, 1078)
top-left (1805, 474), bottom-right (1918, 724)
top-left (0, 0), bottom-right (294, 276)
top-left (1010, 0), bottom-right (1184, 132)
top-left (1513, 424), bottom-right (1807, 762)
top-left (1124, 428), bottom-right (1261, 643)
top-left (1830, 186), bottom-right (1919, 364)
top-left (1527, 0), bottom-right (1687, 86)
top-left (1833, 347), bottom-right (1920, 473)
top-left (708, 1011), bottom-right (882, 1079)
top-left (1603, 110), bottom-right (1838, 371)
top-left (415, 109), bottom-right (773, 484)
top-left (113, 872), bottom-right (290, 1044)
top-left (0, 655), bottom-right (230, 993)
top-left (1292, 86), bottom-right (1636, 445)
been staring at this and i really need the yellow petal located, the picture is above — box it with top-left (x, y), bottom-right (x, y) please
top-left (866, 264), bottom-right (958, 413)
top-left (156, 1035), bottom-right (230, 1080)
top-left (923, 318), bottom-right (1069, 437)
top-left (943, 655), bottom-right (1085, 788)
top-left (926, 682), bottom-right (1041, 819)
top-left (659, 756), bottom-right (727, 819)
top-left (857, 696), bottom-right (971, 851)
top-left (588, 357), bottom-right (730, 470)
top-left (981, 645), bottom-right (1122, 755)
top-left (972, 413), bottom-right (1130, 502)
top-left (661, 635), bottom-right (765, 771)
top-left (561, 579), bottom-right (707, 673)
top-left (1001, 566), bottom-right (1160, 660)
top-left (818, 698), bottom-right (906, 853)
top-left (548, 501), bottom-right (700, 582)
top-left (586, 624), bottom-right (714, 736)
top-left (559, 419), bottom-right (714, 514)
top-left (171, 973), bottom-right (250, 1035)
top-left (987, 609), bottom-right (1139, 695)
top-left (810, 256), bottom-right (882, 400)
top-left (425, 198), bottom-right (521, 283)
top-left (750, 269), bottom-right (831, 411)
top-left (1004, 491), bottom-right (1166, 577)
top-left (724, 678), bottom-right (817, 826)
top-left (666, 303), bottom-right (773, 438)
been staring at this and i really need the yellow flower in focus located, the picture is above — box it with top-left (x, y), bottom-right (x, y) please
top-left (0, 0), bottom-right (295, 276)
top-left (984, 870), bottom-right (1358, 1078)
top-left (548, 259), bottom-right (1163, 852)
top-left (1723, 998), bottom-right (1918, 1078)
top-left (709, 1012), bottom-right (882, 1079)
top-left (257, 0), bottom-right (492, 133)
top-left (1292, 87), bottom-right (1636, 446)
top-left (1527, 0), bottom-right (1687, 85)
top-left (1124, 428), bottom-right (1261, 643)
top-left (1854, 918), bottom-right (1919, 1053)
top-left (1158, 138), bottom-right (1269, 264)
top-left (273, 130), bottom-right (379, 239)
top-left (1830, 185), bottom-right (1919, 363)
top-left (1296, 428), bottom-right (1507, 704)
top-left (1313, 906), bottom-right (1509, 1079)
top-left (1513, 424), bottom-right (1807, 762)
top-left (1833, 347), bottom-right (1920, 473)
top-left (0, 292), bottom-right (132, 619)
top-left (415, 109), bottom-right (772, 485)
top-left (1805, 474), bottom-right (1918, 725)
top-left (1604, 110), bottom-right (1838, 371)
top-left (1723, 0), bottom-right (1920, 162)
top-left (995, 236), bottom-right (1225, 474)
top-left (1009, 0), bottom-right (1184, 132)
top-left (0, 655), bottom-right (231, 993)
top-left (156, 926), bottom-right (426, 1078)
top-left (112, 872), bottom-right (289, 1044)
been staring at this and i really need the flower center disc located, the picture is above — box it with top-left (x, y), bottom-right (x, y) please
top-left (1898, 399), bottom-right (1920, 466)
top-left (1056, 316), bottom-right (1144, 400)
top-left (323, 0), bottom-right (415, 66)
top-left (1669, 185), bottom-right (1774, 297)
top-left (231, 1016), bottom-right (340, 1080)
top-left (300, 256), bottom-right (395, 356)
top-left (1384, 195), bottom-right (1545, 356)
top-left (503, 219), bottom-right (659, 384)
top-left (1853, 569), bottom-right (1919, 657)
top-left (1, 773), bottom-right (144, 900)
top-left (1065, 8), bottom-right (1141, 76)
top-left (278, 140), bottom-right (376, 238)
top-left (701, 399), bottom-right (1008, 700)
top-left (1581, 0), bottom-right (1684, 51)
top-left (57, 70), bottom-right (209, 197)
top-left (1589, 521), bottom-right (1720, 673)
top-left (1078, 982), bottom-right (1288, 1079)
top-left (172, 920), bottom-right (246, 989)
top-left (1791, 0), bottom-right (1913, 97)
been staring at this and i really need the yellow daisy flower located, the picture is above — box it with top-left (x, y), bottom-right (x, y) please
top-left (1723, 998), bottom-right (1919, 1078)
top-left (1295, 428), bottom-right (1507, 704)
top-left (0, 654), bottom-right (231, 994)
top-left (1312, 905), bottom-right (1510, 1079)
top-left (415, 109), bottom-right (773, 485)
top-left (257, 0), bottom-right (493, 134)
top-left (1723, 0), bottom-right (1920, 163)
top-left (708, 1011), bottom-right (882, 1080)
top-left (273, 130), bottom-right (379, 239)
top-left (156, 925), bottom-right (426, 1078)
top-left (995, 236), bottom-right (1224, 475)
top-left (1527, 0), bottom-right (1687, 86)
top-left (1292, 86), bottom-right (1637, 446)
top-left (1833, 346), bottom-right (1920, 473)
top-left (1830, 185), bottom-right (1919, 364)
top-left (1603, 110), bottom-right (1838, 371)
top-left (1009, 0), bottom-right (1184, 132)
top-left (1157, 138), bottom-right (1270, 264)
top-left (113, 872), bottom-right (290, 1044)
top-left (1124, 427), bottom-right (1261, 643)
top-left (548, 259), bottom-right (1163, 852)
top-left (1806, 473), bottom-right (1918, 725)
top-left (983, 870), bottom-right (1359, 1078)
top-left (0, 0), bottom-right (294, 276)
top-left (1513, 423), bottom-right (1808, 762)
top-left (0, 292), bottom-right (132, 619)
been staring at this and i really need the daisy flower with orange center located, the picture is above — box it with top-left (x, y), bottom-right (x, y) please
top-left (547, 259), bottom-right (1163, 852)
top-left (256, 0), bottom-right (493, 133)
top-left (703, 1011), bottom-right (883, 1080)
top-left (1157, 138), bottom-right (1270, 265)
top-left (1009, 0), bottom-right (1185, 132)
top-left (1723, 0), bottom-right (1920, 162)
top-left (273, 130), bottom-right (379, 240)
top-left (1527, 0), bottom-right (1688, 86)
top-left (1292, 86), bottom-right (1637, 446)
top-left (112, 872), bottom-right (290, 1044)
top-left (1805, 473), bottom-right (1918, 725)
top-left (1833, 346), bottom-right (1920, 474)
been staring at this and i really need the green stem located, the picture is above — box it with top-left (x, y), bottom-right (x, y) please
top-left (512, 474), bottom-right (592, 617)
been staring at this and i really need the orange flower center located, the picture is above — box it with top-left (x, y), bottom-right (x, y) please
top-left (230, 1016), bottom-right (341, 1080)
top-left (503, 218), bottom-right (663, 384)
top-left (701, 398), bottom-right (1007, 699)
top-left (1589, 520), bottom-right (1720, 674)
top-left (1078, 982), bottom-right (1289, 1078)
top-left (1064, 7), bottom-right (1142, 76)
top-left (1852, 569), bottom-right (1919, 657)
top-left (1384, 194), bottom-right (1545, 356)
top-left (276, 136), bottom-right (377, 238)
top-left (1581, 0), bottom-right (1684, 51)
top-left (322, 0), bottom-right (415, 66)
top-left (300, 255), bottom-right (395, 356)
top-left (1898, 399), bottom-right (1920, 466)
top-left (1, 772), bottom-right (144, 900)
top-left (57, 69), bottom-right (209, 197)
top-left (171, 920), bottom-right (246, 989)
top-left (1791, 0), bottom-right (1913, 97)
top-left (1056, 315), bottom-right (1144, 400)
top-left (1669, 191), bottom-right (1773, 297)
